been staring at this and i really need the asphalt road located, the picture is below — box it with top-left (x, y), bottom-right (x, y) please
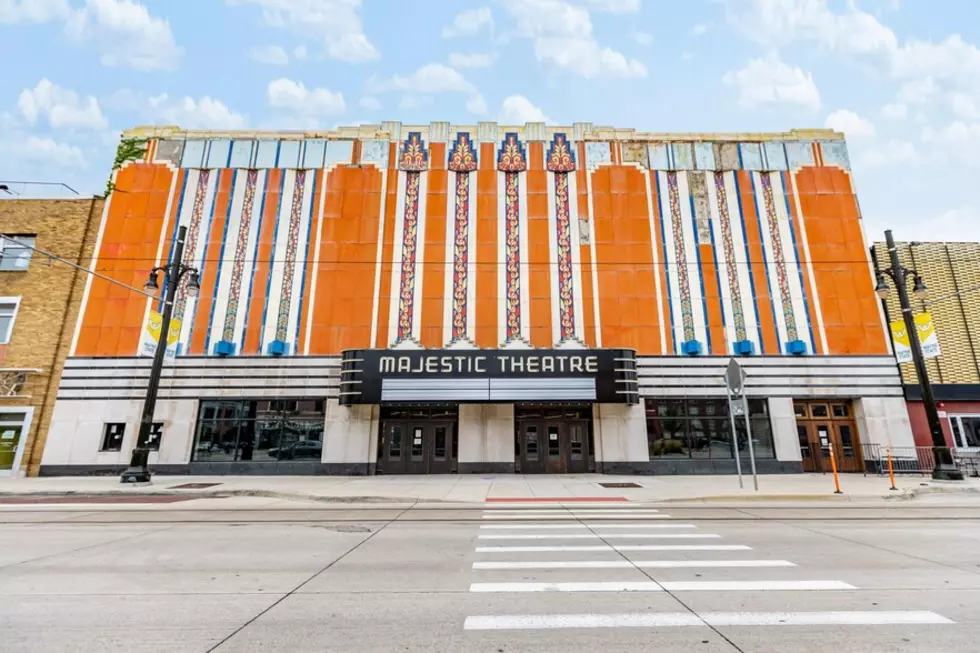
top-left (1, 501), bottom-right (979, 652)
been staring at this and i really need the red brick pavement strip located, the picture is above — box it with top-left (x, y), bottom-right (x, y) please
top-left (0, 495), bottom-right (196, 505)
top-left (485, 496), bottom-right (627, 502)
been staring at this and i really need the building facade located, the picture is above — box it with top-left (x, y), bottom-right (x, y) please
top-left (872, 241), bottom-right (980, 451)
top-left (40, 122), bottom-right (914, 476)
top-left (0, 197), bottom-right (103, 476)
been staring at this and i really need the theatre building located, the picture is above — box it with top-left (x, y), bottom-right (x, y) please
top-left (39, 121), bottom-right (915, 476)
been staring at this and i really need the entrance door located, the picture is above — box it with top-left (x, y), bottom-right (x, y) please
top-left (516, 419), bottom-right (592, 474)
top-left (797, 421), bottom-right (863, 473)
top-left (379, 421), bottom-right (456, 475)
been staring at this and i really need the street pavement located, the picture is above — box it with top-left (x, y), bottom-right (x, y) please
top-left (1, 499), bottom-right (979, 652)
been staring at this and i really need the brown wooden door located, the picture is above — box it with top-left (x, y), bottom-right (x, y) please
top-left (798, 424), bottom-right (821, 472)
top-left (833, 422), bottom-right (863, 473)
top-left (544, 422), bottom-right (565, 474)
top-left (567, 421), bottom-right (590, 474)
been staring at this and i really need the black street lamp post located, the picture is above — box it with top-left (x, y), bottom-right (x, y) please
top-left (120, 226), bottom-right (200, 484)
top-left (875, 229), bottom-right (963, 481)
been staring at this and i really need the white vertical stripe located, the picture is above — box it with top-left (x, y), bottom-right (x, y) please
top-left (518, 171), bottom-right (531, 343)
top-left (307, 167), bottom-right (331, 354)
top-left (260, 169), bottom-right (296, 349)
top-left (497, 170), bottom-right (507, 346)
top-left (179, 171), bottom-right (218, 351)
top-left (411, 172), bottom-right (429, 343)
top-left (724, 172), bottom-right (760, 352)
top-left (368, 166), bottom-right (390, 350)
top-left (208, 175), bottom-right (248, 348)
top-left (546, 170), bottom-right (561, 345)
top-left (585, 169), bottom-right (602, 347)
top-left (467, 170), bottom-right (478, 341)
top-left (566, 171), bottom-right (586, 342)
top-left (706, 176), bottom-right (736, 353)
top-left (753, 172), bottom-right (789, 348)
top-left (770, 172), bottom-right (811, 351)
top-left (232, 171), bottom-right (266, 348)
top-left (443, 171), bottom-right (457, 344)
top-left (788, 171), bottom-right (830, 353)
top-left (387, 171), bottom-right (407, 346)
top-left (676, 172), bottom-right (706, 346)
top-left (642, 169), bottom-right (667, 354)
top-left (658, 172), bottom-right (684, 351)
top-left (285, 173), bottom-right (315, 346)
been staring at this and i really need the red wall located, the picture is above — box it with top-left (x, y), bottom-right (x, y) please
top-left (906, 401), bottom-right (980, 447)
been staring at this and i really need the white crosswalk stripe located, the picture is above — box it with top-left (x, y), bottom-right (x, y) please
top-left (463, 502), bottom-right (955, 635)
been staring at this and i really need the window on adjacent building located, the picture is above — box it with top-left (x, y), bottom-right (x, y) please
top-left (0, 299), bottom-right (20, 344)
top-left (192, 400), bottom-right (325, 462)
top-left (0, 235), bottom-right (36, 271)
top-left (645, 397), bottom-right (775, 461)
top-left (137, 423), bottom-right (164, 451)
top-left (101, 423), bottom-right (126, 452)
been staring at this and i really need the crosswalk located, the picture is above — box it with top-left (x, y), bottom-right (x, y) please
top-left (463, 503), bottom-right (954, 634)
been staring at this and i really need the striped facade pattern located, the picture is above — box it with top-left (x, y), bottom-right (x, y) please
top-left (71, 123), bottom-right (889, 360)
top-left (873, 241), bottom-right (980, 385)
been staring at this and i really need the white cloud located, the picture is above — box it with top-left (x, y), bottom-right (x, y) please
top-left (368, 63), bottom-right (486, 115)
top-left (499, 95), bottom-right (551, 124)
top-left (897, 77), bottom-right (937, 105)
top-left (631, 30), bottom-right (652, 46)
top-left (293, 44), bottom-right (307, 60)
top-left (692, 23), bottom-right (708, 35)
top-left (250, 44), bottom-right (289, 65)
top-left (107, 90), bottom-right (248, 129)
top-left (227, 0), bottom-right (378, 62)
top-left (583, 0), bottom-right (640, 13)
top-left (950, 93), bottom-right (980, 120)
top-left (449, 52), bottom-right (498, 68)
top-left (359, 96), bottom-right (381, 111)
top-left (921, 121), bottom-right (980, 160)
top-left (2, 135), bottom-right (88, 168)
top-left (442, 6), bottom-right (493, 38)
top-left (500, 0), bottom-right (646, 78)
top-left (17, 79), bottom-right (108, 130)
top-left (901, 206), bottom-right (980, 242)
top-left (881, 102), bottom-right (908, 120)
top-left (825, 109), bottom-right (876, 139)
top-left (858, 139), bottom-right (915, 168)
top-left (267, 78), bottom-right (345, 115)
top-left (0, 0), bottom-right (71, 23)
top-left (65, 0), bottom-right (183, 70)
top-left (723, 53), bottom-right (821, 112)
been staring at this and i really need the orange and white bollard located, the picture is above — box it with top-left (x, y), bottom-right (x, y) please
top-left (829, 445), bottom-right (843, 495)
top-left (887, 446), bottom-right (898, 491)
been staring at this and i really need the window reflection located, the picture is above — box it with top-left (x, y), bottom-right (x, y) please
top-left (193, 399), bottom-right (325, 463)
top-left (645, 398), bottom-right (774, 461)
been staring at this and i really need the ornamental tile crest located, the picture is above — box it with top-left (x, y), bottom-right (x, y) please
top-left (497, 133), bottom-right (527, 172)
top-left (448, 132), bottom-right (478, 172)
top-left (546, 133), bottom-right (576, 172)
top-left (398, 132), bottom-right (428, 171)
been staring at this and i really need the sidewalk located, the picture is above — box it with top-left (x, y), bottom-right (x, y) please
top-left (1, 472), bottom-right (978, 504)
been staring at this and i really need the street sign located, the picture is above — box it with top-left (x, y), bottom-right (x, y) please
top-left (725, 358), bottom-right (746, 395)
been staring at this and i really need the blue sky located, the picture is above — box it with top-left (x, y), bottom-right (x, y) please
top-left (2, 0), bottom-right (979, 242)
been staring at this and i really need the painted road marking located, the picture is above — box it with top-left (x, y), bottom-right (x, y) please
top-left (482, 514), bottom-right (671, 520)
top-left (473, 560), bottom-right (796, 570)
top-left (477, 533), bottom-right (720, 540)
top-left (463, 611), bottom-right (953, 630)
top-left (468, 580), bottom-right (857, 593)
top-left (480, 509), bottom-right (660, 515)
top-left (475, 544), bottom-right (749, 552)
top-left (479, 524), bottom-right (696, 530)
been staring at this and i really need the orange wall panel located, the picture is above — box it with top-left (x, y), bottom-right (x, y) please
top-left (76, 163), bottom-right (175, 356)
top-left (241, 169), bottom-right (283, 355)
top-left (374, 143), bottom-right (398, 348)
top-left (782, 171), bottom-right (823, 354)
top-left (737, 171), bottom-right (779, 355)
top-left (526, 142), bottom-right (552, 348)
top-left (699, 242), bottom-right (727, 354)
top-left (420, 143), bottom-right (447, 348)
top-left (189, 169), bottom-right (233, 355)
top-left (475, 141), bottom-right (498, 348)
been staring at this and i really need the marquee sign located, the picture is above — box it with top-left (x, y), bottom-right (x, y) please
top-left (338, 348), bottom-right (638, 405)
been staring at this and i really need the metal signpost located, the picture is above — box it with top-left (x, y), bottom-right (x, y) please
top-left (725, 358), bottom-right (758, 491)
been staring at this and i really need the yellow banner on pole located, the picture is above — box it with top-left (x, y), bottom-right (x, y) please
top-left (889, 313), bottom-right (940, 363)
top-left (139, 310), bottom-right (180, 359)
top-left (889, 320), bottom-right (911, 363)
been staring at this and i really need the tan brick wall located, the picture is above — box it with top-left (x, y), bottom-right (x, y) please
top-left (872, 241), bottom-right (980, 385)
top-left (0, 198), bottom-right (103, 475)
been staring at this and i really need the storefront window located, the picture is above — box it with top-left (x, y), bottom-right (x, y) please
top-left (193, 399), bottom-right (325, 462)
top-left (645, 398), bottom-right (774, 460)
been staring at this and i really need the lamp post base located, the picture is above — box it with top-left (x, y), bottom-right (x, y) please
top-left (120, 447), bottom-right (152, 484)
top-left (932, 464), bottom-right (965, 481)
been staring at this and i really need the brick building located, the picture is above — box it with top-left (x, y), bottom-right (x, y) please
top-left (0, 197), bottom-right (102, 476)
top-left (39, 122), bottom-right (915, 476)
top-left (872, 241), bottom-right (980, 450)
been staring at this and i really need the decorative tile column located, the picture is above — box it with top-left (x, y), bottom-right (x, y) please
top-left (447, 132), bottom-right (478, 347)
top-left (267, 169), bottom-right (307, 356)
top-left (666, 172), bottom-right (702, 356)
top-left (714, 172), bottom-right (754, 356)
top-left (214, 169), bottom-right (258, 356)
top-left (498, 133), bottom-right (529, 347)
top-left (759, 173), bottom-right (806, 355)
top-left (546, 133), bottom-right (583, 347)
top-left (394, 132), bottom-right (429, 346)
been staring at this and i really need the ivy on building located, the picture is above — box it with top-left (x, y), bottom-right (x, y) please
top-left (104, 138), bottom-right (149, 197)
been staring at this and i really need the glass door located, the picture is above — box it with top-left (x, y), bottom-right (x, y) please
top-left (544, 422), bottom-right (565, 474)
top-left (0, 409), bottom-right (32, 476)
